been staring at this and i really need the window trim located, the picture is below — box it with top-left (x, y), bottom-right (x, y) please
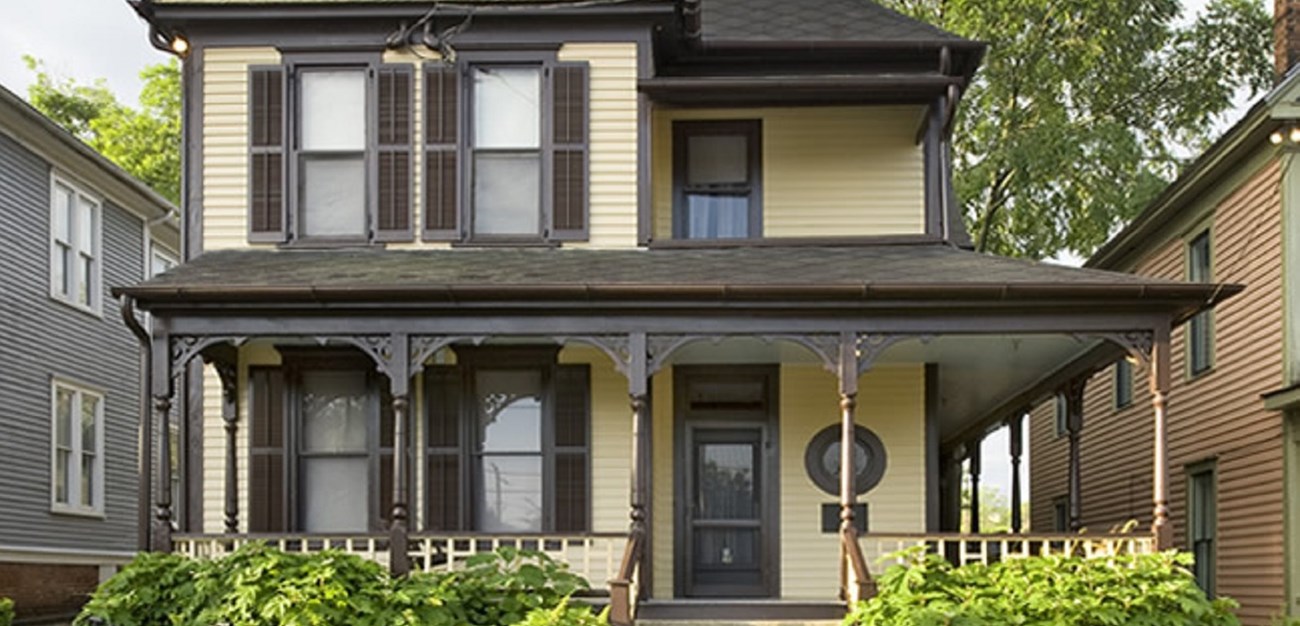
top-left (49, 377), bottom-right (106, 517)
top-left (672, 119), bottom-right (764, 240)
top-left (48, 173), bottom-right (103, 317)
top-left (1113, 358), bottom-right (1134, 410)
top-left (424, 345), bottom-right (591, 533)
top-left (1185, 227), bottom-right (1215, 378)
top-left (1186, 459), bottom-right (1217, 596)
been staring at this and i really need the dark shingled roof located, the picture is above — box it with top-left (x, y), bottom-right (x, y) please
top-left (120, 244), bottom-right (1236, 314)
top-left (699, 0), bottom-right (973, 44)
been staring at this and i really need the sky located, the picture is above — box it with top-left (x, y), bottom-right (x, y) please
top-left (0, 0), bottom-right (1264, 525)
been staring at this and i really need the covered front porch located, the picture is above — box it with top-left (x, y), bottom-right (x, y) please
top-left (117, 245), bottom-right (1235, 622)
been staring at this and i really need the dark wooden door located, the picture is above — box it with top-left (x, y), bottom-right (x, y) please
top-left (685, 426), bottom-right (768, 597)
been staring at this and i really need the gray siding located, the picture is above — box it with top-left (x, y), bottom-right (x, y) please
top-left (0, 131), bottom-right (145, 554)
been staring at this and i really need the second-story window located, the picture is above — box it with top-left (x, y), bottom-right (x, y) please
top-left (299, 69), bottom-right (368, 240)
top-left (1187, 230), bottom-right (1213, 376)
top-left (472, 66), bottom-right (542, 237)
top-left (50, 177), bottom-right (101, 314)
top-left (673, 120), bottom-right (762, 240)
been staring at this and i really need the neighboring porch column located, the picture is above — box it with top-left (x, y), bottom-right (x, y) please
top-left (1008, 413), bottom-right (1024, 534)
top-left (968, 440), bottom-right (981, 533)
top-left (1063, 377), bottom-right (1086, 532)
top-left (1149, 325), bottom-right (1173, 549)
top-left (388, 334), bottom-right (412, 576)
top-left (149, 333), bottom-right (175, 552)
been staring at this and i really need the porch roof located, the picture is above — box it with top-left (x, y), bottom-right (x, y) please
top-left (118, 243), bottom-right (1235, 319)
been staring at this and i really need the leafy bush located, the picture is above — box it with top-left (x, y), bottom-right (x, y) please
top-left (846, 549), bottom-right (1240, 626)
top-left (515, 599), bottom-right (608, 626)
top-left (76, 544), bottom-right (589, 626)
top-left (0, 597), bottom-right (14, 626)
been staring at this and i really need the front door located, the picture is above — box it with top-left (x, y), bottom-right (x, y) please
top-left (676, 367), bottom-right (778, 598)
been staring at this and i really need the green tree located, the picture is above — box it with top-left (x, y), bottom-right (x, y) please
top-left (882, 0), bottom-right (1273, 259)
top-left (25, 56), bottom-right (181, 204)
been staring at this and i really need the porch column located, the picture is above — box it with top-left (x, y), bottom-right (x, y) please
top-left (968, 441), bottom-right (981, 533)
top-left (150, 333), bottom-right (175, 552)
top-left (940, 448), bottom-right (964, 532)
top-left (1008, 413), bottom-right (1024, 534)
top-left (1150, 325), bottom-right (1172, 549)
top-left (838, 332), bottom-right (860, 538)
top-left (204, 346), bottom-right (239, 534)
top-left (1064, 378), bottom-right (1086, 532)
top-left (388, 334), bottom-right (412, 575)
top-left (628, 332), bottom-right (649, 536)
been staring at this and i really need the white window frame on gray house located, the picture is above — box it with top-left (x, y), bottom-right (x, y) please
top-left (49, 174), bottom-right (103, 316)
top-left (50, 377), bottom-right (106, 517)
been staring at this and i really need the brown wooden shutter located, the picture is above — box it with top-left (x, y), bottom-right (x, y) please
top-left (376, 66), bottom-right (414, 242)
top-left (553, 363), bottom-right (589, 532)
top-left (425, 365), bottom-right (463, 531)
top-left (249, 367), bottom-right (286, 532)
top-left (248, 67), bottom-right (286, 242)
top-left (424, 65), bottom-right (461, 241)
top-left (550, 63), bottom-right (589, 242)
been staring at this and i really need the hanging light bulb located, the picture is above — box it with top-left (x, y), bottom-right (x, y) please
top-left (170, 35), bottom-right (190, 56)
top-left (1272, 130), bottom-right (1285, 145)
top-left (1290, 126), bottom-right (1300, 144)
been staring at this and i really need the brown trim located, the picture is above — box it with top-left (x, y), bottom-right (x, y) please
top-left (647, 235), bottom-right (943, 248)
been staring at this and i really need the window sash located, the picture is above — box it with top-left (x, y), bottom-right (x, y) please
top-left (468, 64), bottom-right (544, 240)
top-left (50, 381), bottom-right (103, 513)
top-left (49, 179), bottom-right (100, 311)
top-left (1114, 359), bottom-right (1133, 408)
top-left (291, 64), bottom-right (373, 242)
top-left (1188, 467), bottom-right (1216, 595)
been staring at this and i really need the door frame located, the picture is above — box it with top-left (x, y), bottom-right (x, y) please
top-left (673, 364), bottom-right (780, 598)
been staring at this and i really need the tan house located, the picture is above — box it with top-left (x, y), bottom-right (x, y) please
top-left (123, 0), bottom-right (1236, 622)
top-left (989, 5), bottom-right (1300, 624)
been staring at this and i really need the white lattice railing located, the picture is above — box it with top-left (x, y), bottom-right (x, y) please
top-left (172, 532), bottom-right (628, 590)
top-left (409, 533), bottom-right (628, 589)
top-left (859, 532), bottom-right (1157, 569)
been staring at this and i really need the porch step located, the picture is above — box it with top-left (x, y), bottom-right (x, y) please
top-left (636, 600), bottom-right (846, 624)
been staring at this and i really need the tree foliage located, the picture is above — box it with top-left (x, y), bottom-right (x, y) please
top-left (882, 0), bottom-right (1273, 259)
top-left (25, 56), bottom-right (180, 204)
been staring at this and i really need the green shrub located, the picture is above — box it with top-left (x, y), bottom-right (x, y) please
top-left (0, 597), bottom-right (14, 626)
top-left (76, 544), bottom-right (588, 626)
top-left (515, 599), bottom-right (608, 626)
top-left (846, 549), bottom-right (1240, 626)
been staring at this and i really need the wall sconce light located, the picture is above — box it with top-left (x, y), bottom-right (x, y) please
top-left (1271, 123), bottom-right (1300, 146)
top-left (170, 35), bottom-right (189, 56)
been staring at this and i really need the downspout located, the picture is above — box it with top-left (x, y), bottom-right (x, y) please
top-left (120, 296), bottom-right (152, 552)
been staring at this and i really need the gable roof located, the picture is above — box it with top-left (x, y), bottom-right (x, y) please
top-left (697, 0), bottom-right (974, 46)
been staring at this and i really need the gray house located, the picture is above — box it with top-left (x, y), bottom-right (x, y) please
top-left (0, 83), bottom-right (178, 622)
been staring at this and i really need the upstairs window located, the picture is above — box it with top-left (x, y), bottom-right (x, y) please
top-left (50, 177), bottom-right (101, 314)
top-left (51, 379), bottom-right (104, 516)
top-left (1187, 230), bottom-right (1214, 376)
top-left (298, 69), bottom-right (368, 240)
top-left (673, 120), bottom-right (762, 240)
top-left (471, 66), bottom-right (542, 237)
top-left (1053, 392), bottom-right (1067, 438)
top-left (1114, 358), bottom-right (1134, 409)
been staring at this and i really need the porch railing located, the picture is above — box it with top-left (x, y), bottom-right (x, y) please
top-left (173, 532), bottom-right (628, 590)
top-left (858, 532), bottom-right (1157, 570)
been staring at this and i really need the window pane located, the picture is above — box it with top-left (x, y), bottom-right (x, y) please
top-left (301, 371), bottom-right (368, 453)
top-left (473, 153), bottom-right (540, 236)
top-left (688, 135), bottom-right (749, 185)
top-left (53, 185), bottom-right (73, 242)
top-left (473, 67), bottom-right (540, 149)
top-left (476, 370), bottom-right (542, 452)
top-left (79, 254), bottom-right (93, 306)
top-left (300, 156), bottom-right (366, 238)
top-left (55, 244), bottom-right (71, 298)
top-left (151, 250), bottom-right (176, 277)
top-left (301, 70), bottom-right (366, 151)
top-left (81, 395), bottom-right (98, 454)
top-left (697, 443), bottom-right (757, 520)
top-left (55, 450), bottom-right (70, 504)
top-left (81, 453), bottom-right (94, 507)
top-left (77, 199), bottom-right (95, 252)
top-left (1189, 233), bottom-right (1211, 282)
top-left (56, 388), bottom-right (73, 447)
top-left (686, 195), bottom-right (748, 239)
top-left (477, 455), bottom-right (542, 532)
top-left (301, 457), bottom-right (369, 532)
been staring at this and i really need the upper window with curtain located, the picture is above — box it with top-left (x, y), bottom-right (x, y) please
top-left (672, 120), bottom-right (762, 240)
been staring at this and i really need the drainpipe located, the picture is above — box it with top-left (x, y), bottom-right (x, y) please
top-left (120, 296), bottom-right (152, 552)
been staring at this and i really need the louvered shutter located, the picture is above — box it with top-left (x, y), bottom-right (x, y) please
top-left (549, 63), bottom-right (589, 242)
top-left (248, 67), bottom-right (286, 242)
top-left (249, 368), bottom-right (286, 532)
top-left (552, 364), bottom-right (590, 532)
top-left (425, 365), bottom-right (463, 531)
top-left (376, 66), bottom-right (414, 242)
top-left (424, 65), bottom-right (461, 241)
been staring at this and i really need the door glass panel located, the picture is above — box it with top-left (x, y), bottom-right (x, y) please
top-left (697, 443), bottom-right (756, 519)
top-left (301, 371), bottom-right (367, 453)
top-left (477, 456), bottom-right (543, 531)
top-left (301, 457), bottom-right (369, 531)
top-left (693, 528), bottom-right (760, 569)
top-left (476, 370), bottom-right (542, 452)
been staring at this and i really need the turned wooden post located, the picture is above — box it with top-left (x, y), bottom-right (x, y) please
top-left (388, 333), bottom-right (412, 575)
top-left (1064, 378), bottom-right (1086, 532)
top-left (1149, 325), bottom-right (1172, 550)
top-left (968, 441), bottom-right (981, 533)
top-left (1008, 413), bottom-right (1024, 534)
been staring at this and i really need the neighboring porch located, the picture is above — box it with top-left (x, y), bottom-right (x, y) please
top-left (117, 245), bottom-right (1236, 622)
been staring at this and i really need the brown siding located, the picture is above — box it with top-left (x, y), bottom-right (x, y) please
top-left (1030, 159), bottom-right (1285, 625)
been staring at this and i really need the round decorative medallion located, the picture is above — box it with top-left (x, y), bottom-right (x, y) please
top-left (804, 424), bottom-right (887, 496)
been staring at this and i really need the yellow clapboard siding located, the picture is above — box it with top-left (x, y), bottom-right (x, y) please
top-left (559, 346), bottom-right (633, 533)
top-left (559, 43), bottom-right (639, 249)
top-left (651, 106), bottom-right (926, 240)
top-left (650, 367), bottom-right (675, 599)
top-left (202, 47), bottom-right (280, 251)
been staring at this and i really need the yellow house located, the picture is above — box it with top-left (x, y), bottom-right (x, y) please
top-left (120, 0), bottom-right (1236, 622)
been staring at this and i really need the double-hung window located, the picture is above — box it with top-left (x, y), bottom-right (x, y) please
top-left (471, 66), bottom-right (543, 237)
top-left (50, 177), bottom-right (101, 313)
top-left (298, 68), bottom-right (369, 240)
top-left (51, 379), bottom-right (104, 515)
top-left (1188, 462), bottom-right (1216, 595)
top-left (1187, 230), bottom-right (1214, 376)
top-left (673, 120), bottom-right (762, 240)
top-left (1053, 393), bottom-right (1068, 438)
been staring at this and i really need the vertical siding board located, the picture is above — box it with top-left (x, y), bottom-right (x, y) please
top-left (0, 133), bottom-right (145, 552)
top-left (1029, 160), bottom-right (1285, 624)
